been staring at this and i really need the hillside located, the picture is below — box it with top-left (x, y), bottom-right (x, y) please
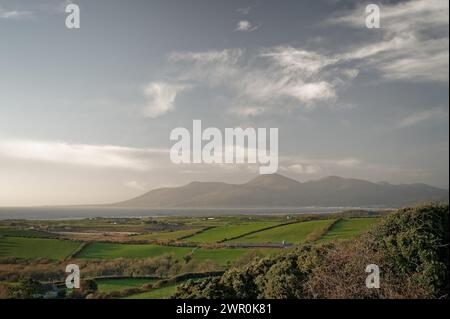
top-left (114, 174), bottom-right (449, 208)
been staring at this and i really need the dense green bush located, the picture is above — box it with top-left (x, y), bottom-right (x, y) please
top-left (173, 204), bottom-right (449, 299)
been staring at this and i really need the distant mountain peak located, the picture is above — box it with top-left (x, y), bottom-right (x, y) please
top-left (246, 173), bottom-right (301, 188)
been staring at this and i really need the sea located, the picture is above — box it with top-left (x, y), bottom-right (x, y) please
top-left (0, 206), bottom-right (389, 220)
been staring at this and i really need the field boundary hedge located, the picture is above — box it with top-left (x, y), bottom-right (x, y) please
top-left (219, 220), bottom-right (307, 243)
top-left (66, 241), bottom-right (90, 260)
top-left (178, 226), bottom-right (216, 240)
top-left (305, 218), bottom-right (341, 243)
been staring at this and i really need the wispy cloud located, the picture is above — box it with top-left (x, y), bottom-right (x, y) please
top-left (164, 47), bottom-right (354, 116)
top-left (142, 82), bottom-right (189, 118)
top-left (0, 5), bottom-right (33, 19)
top-left (397, 107), bottom-right (448, 128)
top-left (140, 0), bottom-right (447, 119)
top-left (330, 0), bottom-right (449, 83)
top-left (0, 139), bottom-right (168, 170)
top-left (235, 20), bottom-right (259, 32)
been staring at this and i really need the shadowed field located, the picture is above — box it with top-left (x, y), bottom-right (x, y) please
top-left (0, 237), bottom-right (81, 260)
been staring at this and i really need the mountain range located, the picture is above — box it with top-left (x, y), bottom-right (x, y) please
top-left (113, 174), bottom-right (449, 208)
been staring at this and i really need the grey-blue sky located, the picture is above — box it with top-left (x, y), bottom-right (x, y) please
top-left (0, 0), bottom-right (448, 206)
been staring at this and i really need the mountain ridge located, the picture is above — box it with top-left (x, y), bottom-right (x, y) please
top-left (114, 174), bottom-right (449, 208)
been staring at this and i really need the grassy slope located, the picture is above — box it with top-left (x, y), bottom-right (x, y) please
top-left (318, 217), bottom-right (381, 242)
top-left (0, 237), bottom-right (81, 260)
top-left (228, 220), bottom-right (334, 244)
top-left (185, 222), bottom-right (281, 243)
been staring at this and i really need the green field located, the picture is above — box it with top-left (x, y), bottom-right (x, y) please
top-left (0, 227), bottom-right (55, 238)
top-left (228, 220), bottom-right (334, 244)
top-left (319, 218), bottom-right (381, 242)
top-left (133, 228), bottom-right (202, 241)
top-left (123, 283), bottom-right (178, 299)
top-left (185, 222), bottom-right (281, 243)
top-left (75, 242), bottom-right (273, 266)
top-left (0, 237), bottom-right (81, 260)
top-left (75, 242), bottom-right (193, 259)
top-left (95, 278), bottom-right (159, 293)
top-left (192, 248), bottom-right (277, 266)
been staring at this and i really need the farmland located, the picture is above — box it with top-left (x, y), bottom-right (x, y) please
top-left (318, 218), bottom-right (381, 242)
top-left (74, 242), bottom-right (274, 266)
top-left (75, 242), bottom-right (192, 260)
top-left (0, 210), bottom-right (386, 299)
top-left (184, 222), bottom-right (281, 243)
top-left (132, 228), bottom-right (201, 241)
top-left (0, 237), bottom-right (81, 260)
top-left (227, 219), bottom-right (334, 244)
top-left (0, 227), bottom-right (55, 238)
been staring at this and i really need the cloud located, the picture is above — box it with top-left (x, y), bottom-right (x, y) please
top-left (235, 20), bottom-right (259, 32)
top-left (330, 0), bottom-right (449, 83)
top-left (279, 156), bottom-right (363, 176)
top-left (285, 164), bottom-right (321, 174)
top-left (335, 158), bottom-right (362, 167)
top-left (143, 82), bottom-right (189, 118)
top-left (165, 47), bottom-right (349, 116)
top-left (397, 107), bottom-right (448, 128)
top-left (169, 49), bottom-right (243, 64)
top-left (260, 47), bottom-right (337, 75)
top-left (0, 6), bottom-right (32, 19)
top-left (0, 139), bottom-right (168, 170)
top-left (124, 180), bottom-right (148, 191)
top-left (142, 0), bottom-right (446, 119)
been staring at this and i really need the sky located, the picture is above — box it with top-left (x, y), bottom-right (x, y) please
top-left (0, 0), bottom-right (448, 206)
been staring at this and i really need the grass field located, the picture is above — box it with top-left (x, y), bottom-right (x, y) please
top-left (318, 218), bottom-right (381, 242)
top-left (95, 278), bottom-right (159, 293)
top-left (0, 227), bottom-right (55, 238)
top-left (75, 242), bottom-right (193, 259)
top-left (228, 220), bottom-right (335, 244)
top-left (185, 222), bottom-right (281, 243)
top-left (132, 228), bottom-right (202, 241)
top-left (192, 248), bottom-right (277, 266)
top-left (123, 283), bottom-right (178, 299)
top-left (0, 237), bottom-right (81, 260)
top-left (74, 242), bottom-right (274, 266)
